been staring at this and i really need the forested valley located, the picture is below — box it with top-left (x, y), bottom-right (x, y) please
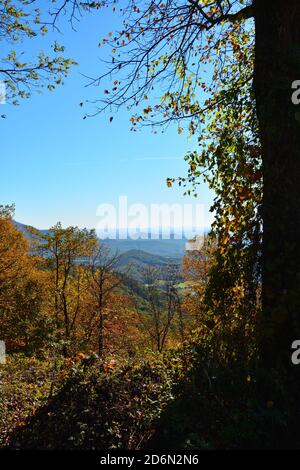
top-left (1, 0), bottom-right (300, 451)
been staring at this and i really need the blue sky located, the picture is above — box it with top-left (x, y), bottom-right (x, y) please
top-left (0, 3), bottom-right (213, 230)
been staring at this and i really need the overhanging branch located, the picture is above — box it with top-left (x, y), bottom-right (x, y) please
top-left (188, 0), bottom-right (254, 25)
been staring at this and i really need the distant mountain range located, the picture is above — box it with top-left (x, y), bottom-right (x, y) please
top-left (104, 237), bottom-right (187, 258)
top-left (14, 220), bottom-right (49, 236)
top-left (13, 221), bottom-right (190, 259)
top-left (13, 221), bottom-right (210, 281)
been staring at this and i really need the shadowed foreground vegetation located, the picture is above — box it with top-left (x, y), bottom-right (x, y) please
top-left (2, 343), bottom-right (300, 450)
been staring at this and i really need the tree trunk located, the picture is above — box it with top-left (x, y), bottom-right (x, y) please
top-left (98, 294), bottom-right (104, 358)
top-left (254, 0), bottom-right (300, 368)
top-left (98, 312), bottom-right (104, 358)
